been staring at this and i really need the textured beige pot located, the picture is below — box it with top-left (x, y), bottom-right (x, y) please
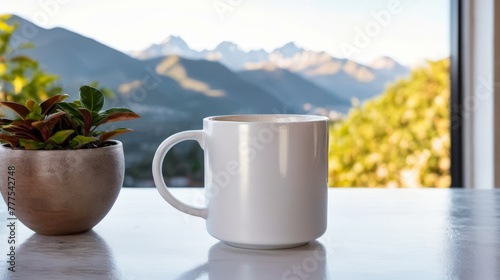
top-left (0, 141), bottom-right (124, 235)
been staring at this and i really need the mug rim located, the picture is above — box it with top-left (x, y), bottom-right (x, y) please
top-left (204, 114), bottom-right (329, 123)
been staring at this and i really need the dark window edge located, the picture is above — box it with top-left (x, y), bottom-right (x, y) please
top-left (450, 0), bottom-right (463, 188)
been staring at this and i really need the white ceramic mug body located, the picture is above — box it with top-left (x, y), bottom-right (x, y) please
top-left (152, 114), bottom-right (329, 249)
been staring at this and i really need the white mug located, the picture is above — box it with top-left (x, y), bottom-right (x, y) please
top-left (152, 114), bottom-right (329, 249)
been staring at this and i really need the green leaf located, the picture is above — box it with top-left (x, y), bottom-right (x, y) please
top-left (90, 111), bottom-right (99, 124)
top-left (80, 86), bottom-right (104, 112)
top-left (101, 107), bottom-right (137, 114)
top-left (70, 135), bottom-right (97, 149)
top-left (72, 100), bottom-right (82, 108)
top-left (25, 112), bottom-right (42, 120)
top-left (48, 129), bottom-right (74, 144)
top-left (25, 100), bottom-right (40, 113)
top-left (56, 102), bottom-right (84, 122)
top-left (19, 139), bottom-right (46, 150)
top-left (25, 100), bottom-right (42, 120)
top-left (90, 130), bottom-right (106, 137)
top-left (99, 128), bottom-right (132, 143)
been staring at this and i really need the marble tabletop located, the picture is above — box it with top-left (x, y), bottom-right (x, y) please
top-left (0, 188), bottom-right (499, 280)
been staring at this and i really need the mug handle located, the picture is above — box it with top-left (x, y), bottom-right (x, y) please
top-left (152, 130), bottom-right (208, 219)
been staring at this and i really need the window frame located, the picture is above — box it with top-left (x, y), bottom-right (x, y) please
top-left (450, 0), bottom-right (463, 188)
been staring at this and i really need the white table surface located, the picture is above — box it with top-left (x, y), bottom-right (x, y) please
top-left (0, 188), bottom-right (499, 280)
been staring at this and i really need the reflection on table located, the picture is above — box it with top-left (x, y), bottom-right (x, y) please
top-left (0, 188), bottom-right (499, 280)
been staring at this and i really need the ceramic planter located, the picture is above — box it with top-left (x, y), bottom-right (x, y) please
top-left (0, 141), bottom-right (124, 235)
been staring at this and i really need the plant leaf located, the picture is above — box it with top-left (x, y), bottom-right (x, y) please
top-left (11, 119), bottom-right (36, 129)
top-left (0, 134), bottom-right (18, 147)
top-left (0, 101), bottom-right (30, 119)
top-left (72, 100), bottom-right (82, 108)
top-left (56, 102), bottom-right (84, 122)
top-left (80, 86), bottom-right (104, 112)
top-left (25, 112), bottom-right (42, 121)
top-left (2, 122), bottom-right (37, 136)
top-left (25, 100), bottom-right (41, 113)
top-left (43, 111), bottom-right (67, 132)
top-left (99, 128), bottom-right (132, 143)
top-left (19, 139), bottom-right (46, 150)
top-left (70, 135), bottom-right (97, 149)
top-left (78, 108), bottom-right (92, 136)
top-left (40, 94), bottom-right (69, 115)
top-left (58, 115), bottom-right (75, 132)
top-left (97, 108), bottom-right (140, 126)
top-left (8, 131), bottom-right (39, 141)
top-left (0, 119), bottom-right (13, 126)
top-left (9, 55), bottom-right (37, 65)
top-left (90, 130), bottom-right (106, 137)
top-left (31, 121), bottom-right (50, 141)
top-left (48, 129), bottom-right (74, 144)
top-left (25, 100), bottom-right (42, 120)
top-left (3, 120), bottom-right (39, 141)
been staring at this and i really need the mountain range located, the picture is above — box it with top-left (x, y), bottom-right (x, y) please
top-left (5, 15), bottom-right (409, 186)
top-left (130, 36), bottom-right (410, 101)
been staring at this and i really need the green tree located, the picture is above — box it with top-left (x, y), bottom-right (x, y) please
top-left (329, 59), bottom-right (450, 188)
top-left (0, 14), bottom-right (62, 107)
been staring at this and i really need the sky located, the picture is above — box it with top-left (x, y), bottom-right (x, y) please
top-left (1, 0), bottom-right (449, 66)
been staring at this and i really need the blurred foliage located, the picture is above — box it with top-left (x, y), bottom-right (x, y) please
top-left (0, 15), bottom-right (114, 115)
top-left (0, 14), bottom-right (62, 108)
top-left (328, 59), bottom-right (450, 188)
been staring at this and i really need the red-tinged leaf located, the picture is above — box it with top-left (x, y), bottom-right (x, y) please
top-left (78, 108), bottom-right (92, 136)
top-left (96, 108), bottom-right (140, 126)
top-left (9, 132), bottom-right (39, 141)
top-left (0, 101), bottom-right (29, 119)
top-left (11, 120), bottom-right (36, 129)
top-left (99, 128), bottom-right (132, 143)
top-left (2, 125), bottom-right (32, 134)
top-left (0, 119), bottom-right (12, 126)
top-left (100, 112), bottom-right (140, 125)
top-left (42, 111), bottom-right (66, 132)
top-left (58, 115), bottom-right (75, 131)
top-left (0, 134), bottom-right (18, 147)
top-left (40, 94), bottom-right (69, 115)
top-left (32, 121), bottom-right (50, 141)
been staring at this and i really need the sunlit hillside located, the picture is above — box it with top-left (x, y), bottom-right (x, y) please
top-left (329, 59), bottom-right (450, 188)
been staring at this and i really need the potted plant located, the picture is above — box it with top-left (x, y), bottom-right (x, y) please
top-left (0, 85), bottom-right (140, 235)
